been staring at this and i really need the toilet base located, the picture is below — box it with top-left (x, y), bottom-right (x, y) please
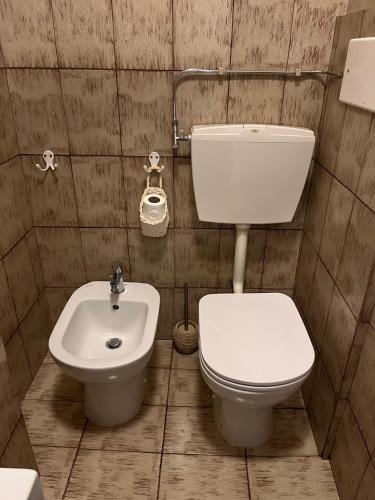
top-left (213, 394), bottom-right (273, 448)
top-left (84, 368), bottom-right (147, 426)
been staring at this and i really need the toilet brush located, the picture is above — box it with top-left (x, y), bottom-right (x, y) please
top-left (173, 283), bottom-right (199, 354)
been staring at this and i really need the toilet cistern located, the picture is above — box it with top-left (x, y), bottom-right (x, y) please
top-left (110, 264), bottom-right (125, 294)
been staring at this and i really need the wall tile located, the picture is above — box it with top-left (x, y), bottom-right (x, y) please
top-left (7, 69), bottom-right (68, 154)
top-left (173, 0), bottom-right (232, 69)
top-left (61, 69), bottom-right (120, 155)
top-left (22, 155), bottom-right (78, 226)
top-left (25, 229), bottom-right (45, 293)
top-left (174, 287), bottom-right (217, 326)
top-left (337, 199), bottom-right (375, 319)
top-left (339, 322), bottom-right (368, 399)
top-left (295, 235), bottom-right (318, 317)
top-left (346, 0), bottom-right (375, 12)
top-left (0, 0), bottom-right (57, 67)
top-left (4, 238), bottom-right (38, 322)
top-left (51, 0), bottom-right (115, 68)
top-left (81, 228), bottom-right (129, 282)
top-left (262, 230), bottom-right (301, 289)
top-left (71, 156), bottom-right (125, 227)
top-left (156, 288), bottom-right (175, 339)
top-left (357, 119), bottom-right (375, 213)
top-left (0, 417), bottom-right (37, 470)
top-left (45, 287), bottom-right (76, 326)
top-left (128, 229), bottom-right (174, 287)
top-left (37, 227), bottom-right (86, 287)
top-left (0, 260), bottom-right (17, 344)
top-left (359, 8), bottom-right (375, 37)
top-left (320, 178), bottom-right (354, 279)
top-left (0, 70), bottom-right (18, 163)
top-left (113, 0), bottom-right (172, 70)
top-left (118, 70), bottom-right (172, 156)
top-left (175, 229), bottom-right (220, 287)
top-left (356, 461), bottom-right (375, 500)
top-left (5, 330), bottom-right (31, 405)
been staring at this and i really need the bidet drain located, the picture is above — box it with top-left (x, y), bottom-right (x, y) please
top-left (106, 338), bottom-right (122, 349)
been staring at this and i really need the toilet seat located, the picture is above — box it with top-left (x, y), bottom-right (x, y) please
top-left (199, 292), bottom-right (314, 388)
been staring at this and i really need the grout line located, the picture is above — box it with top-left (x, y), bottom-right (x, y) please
top-left (61, 419), bottom-right (88, 499)
top-left (0, 152), bottom-right (19, 168)
top-left (245, 449), bottom-right (252, 500)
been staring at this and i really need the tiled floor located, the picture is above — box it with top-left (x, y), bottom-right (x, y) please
top-left (22, 341), bottom-right (339, 499)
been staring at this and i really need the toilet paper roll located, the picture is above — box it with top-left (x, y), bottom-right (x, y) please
top-left (142, 193), bottom-right (166, 221)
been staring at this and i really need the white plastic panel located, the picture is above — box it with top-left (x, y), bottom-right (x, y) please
top-left (340, 37), bottom-right (375, 112)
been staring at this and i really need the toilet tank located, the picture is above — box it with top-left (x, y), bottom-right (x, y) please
top-left (191, 124), bottom-right (315, 224)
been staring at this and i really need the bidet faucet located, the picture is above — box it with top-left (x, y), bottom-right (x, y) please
top-left (110, 265), bottom-right (125, 294)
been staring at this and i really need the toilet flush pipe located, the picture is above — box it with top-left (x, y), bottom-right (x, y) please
top-left (233, 224), bottom-right (250, 294)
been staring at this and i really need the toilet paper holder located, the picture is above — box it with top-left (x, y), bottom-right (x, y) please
top-left (143, 151), bottom-right (164, 175)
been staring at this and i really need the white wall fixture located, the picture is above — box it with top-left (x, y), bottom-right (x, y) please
top-left (35, 150), bottom-right (58, 172)
top-left (340, 37), bottom-right (375, 112)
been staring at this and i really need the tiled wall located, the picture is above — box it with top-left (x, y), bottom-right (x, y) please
top-left (295, 8), bottom-right (375, 499)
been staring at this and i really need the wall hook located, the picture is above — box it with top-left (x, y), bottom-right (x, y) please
top-left (143, 151), bottom-right (164, 174)
top-left (36, 150), bottom-right (58, 172)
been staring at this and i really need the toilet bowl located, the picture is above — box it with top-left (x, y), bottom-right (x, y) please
top-left (199, 292), bottom-right (314, 448)
top-left (49, 281), bottom-right (160, 426)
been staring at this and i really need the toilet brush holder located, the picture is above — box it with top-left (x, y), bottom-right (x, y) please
top-left (173, 283), bottom-right (198, 354)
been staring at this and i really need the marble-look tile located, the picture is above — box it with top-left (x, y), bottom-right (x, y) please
top-left (127, 228), bottom-right (174, 287)
top-left (0, 156), bottom-right (32, 257)
top-left (156, 288), bottom-right (175, 339)
top-left (159, 454), bottom-right (249, 500)
top-left (171, 347), bottom-right (199, 370)
top-left (23, 155), bottom-right (78, 227)
top-left (71, 156), bottom-right (125, 227)
top-left (337, 199), bottom-right (375, 319)
top-left (262, 230), bottom-right (301, 289)
top-left (143, 368), bottom-right (169, 405)
top-left (7, 69), bottom-right (68, 154)
top-left (248, 456), bottom-right (339, 499)
top-left (276, 390), bottom-right (305, 409)
top-left (45, 287), bottom-right (75, 326)
top-left (175, 229), bottom-right (220, 287)
top-left (0, 0), bottom-right (57, 67)
top-left (113, 0), bottom-right (172, 70)
top-left (22, 399), bottom-right (86, 448)
top-left (294, 235), bottom-right (318, 317)
top-left (33, 446), bottom-right (75, 499)
top-left (0, 70), bottom-right (18, 163)
top-left (81, 228), bottom-right (129, 282)
top-left (331, 402), bottom-right (371, 500)
top-left (247, 409), bottom-right (317, 457)
top-left (356, 461), bottom-right (375, 500)
top-left (25, 229), bottom-right (45, 293)
top-left (118, 70), bottom-right (173, 156)
top-left (168, 369), bottom-right (212, 407)
top-left (350, 324), bottom-right (375, 453)
top-left (0, 417), bottom-right (37, 470)
top-left (357, 119), bottom-right (375, 212)
top-left (61, 69), bottom-right (121, 155)
top-left (320, 179), bottom-right (354, 279)
top-left (4, 237), bottom-right (38, 322)
top-left (340, 322), bottom-right (368, 399)
top-left (173, 0), bottom-right (232, 69)
top-left (219, 229), bottom-right (266, 289)
top-left (25, 363), bottom-right (82, 402)
top-left (81, 405), bottom-right (165, 453)
top-left (149, 340), bottom-right (173, 368)
top-left (40, 476), bottom-right (68, 500)
top-left (37, 227), bottom-right (86, 287)
top-left (65, 450), bottom-right (160, 499)
top-left (174, 287), bottom-right (216, 326)
top-left (51, 0), bottom-right (114, 68)
top-left (5, 330), bottom-right (32, 405)
top-left (0, 260), bottom-right (17, 344)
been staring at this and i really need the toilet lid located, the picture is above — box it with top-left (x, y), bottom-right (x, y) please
top-left (199, 293), bottom-right (315, 387)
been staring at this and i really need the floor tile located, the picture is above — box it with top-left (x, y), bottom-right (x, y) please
top-left (164, 406), bottom-right (244, 456)
top-left (159, 454), bottom-right (249, 500)
top-left (25, 363), bottom-right (83, 402)
top-left (22, 400), bottom-right (86, 447)
top-left (80, 405), bottom-right (166, 453)
top-left (248, 456), bottom-right (339, 499)
top-left (64, 449), bottom-right (160, 499)
top-left (149, 340), bottom-right (173, 368)
top-left (33, 446), bottom-right (76, 499)
top-left (143, 368), bottom-right (170, 405)
top-left (247, 409), bottom-right (318, 457)
top-left (276, 390), bottom-right (305, 409)
top-left (171, 347), bottom-right (199, 370)
top-left (168, 369), bottom-right (212, 407)
top-left (43, 352), bottom-right (54, 364)
top-left (40, 475), bottom-right (68, 500)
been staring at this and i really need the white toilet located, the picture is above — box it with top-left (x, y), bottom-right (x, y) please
top-left (191, 124), bottom-right (316, 447)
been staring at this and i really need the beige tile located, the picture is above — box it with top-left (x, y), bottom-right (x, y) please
top-left (51, 0), bottom-right (114, 68)
top-left (128, 228), bottom-right (174, 287)
top-left (168, 368), bottom-right (212, 407)
top-left (159, 453), bottom-right (248, 500)
top-left (0, 260), bottom-right (17, 344)
top-left (247, 409), bottom-right (317, 457)
top-left (81, 405), bottom-right (165, 453)
top-left (65, 449), bottom-right (160, 499)
top-left (340, 322), bottom-right (368, 398)
top-left (0, 417), bottom-right (37, 470)
top-left (40, 476), bottom-right (68, 500)
top-left (149, 340), bottom-right (173, 368)
top-left (276, 390), bottom-right (305, 409)
top-left (25, 363), bottom-right (83, 402)
top-left (71, 156), bottom-right (126, 227)
top-left (23, 155), bottom-right (78, 227)
top-left (118, 70), bottom-right (173, 156)
top-left (5, 330), bottom-right (32, 405)
top-left (174, 287), bottom-right (216, 326)
top-left (34, 446), bottom-right (75, 499)
top-left (164, 406), bottom-right (244, 456)
top-left (113, 0), bottom-right (172, 70)
top-left (45, 287), bottom-right (76, 326)
top-left (25, 229), bottom-right (45, 293)
top-left (37, 227), bottom-right (86, 287)
top-left (156, 288), bottom-right (175, 339)
top-left (0, 0), bottom-right (57, 67)
top-left (357, 119), bottom-right (375, 212)
top-left (0, 70), bottom-right (18, 163)
top-left (248, 456), bottom-right (339, 499)
top-left (144, 368), bottom-right (169, 405)
top-left (0, 338), bottom-right (20, 453)
top-left (295, 235), bottom-right (318, 317)
top-left (172, 347), bottom-right (199, 370)
top-left (4, 237), bottom-right (38, 322)
top-left (262, 230), bottom-right (301, 289)
top-left (22, 399), bottom-right (86, 447)
top-left (173, 0), bottom-right (232, 69)
top-left (7, 69), bottom-right (68, 154)
top-left (175, 229), bottom-right (220, 287)
top-left (61, 69), bottom-right (121, 155)
top-left (356, 460), bottom-right (375, 500)
top-left (81, 228), bottom-right (129, 282)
